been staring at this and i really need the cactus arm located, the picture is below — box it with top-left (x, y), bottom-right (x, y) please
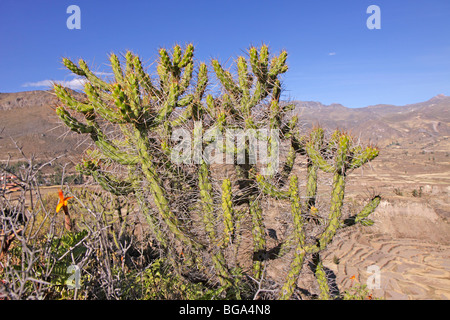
top-left (109, 53), bottom-right (124, 84)
top-left (335, 134), bottom-right (350, 173)
top-left (305, 142), bottom-right (334, 173)
top-left (256, 174), bottom-right (289, 199)
top-left (132, 54), bottom-right (160, 98)
top-left (132, 125), bottom-right (203, 250)
top-left (178, 43), bottom-right (194, 69)
top-left (350, 146), bottom-right (379, 169)
top-left (62, 57), bottom-right (86, 77)
top-left (154, 81), bottom-right (179, 124)
top-left (281, 115), bottom-right (298, 139)
top-left (280, 176), bottom-right (306, 300)
top-left (170, 104), bottom-right (193, 128)
top-left (211, 59), bottom-right (241, 103)
top-left (56, 106), bottom-right (94, 134)
top-left (221, 179), bottom-right (234, 247)
top-left (237, 56), bottom-right (250, 110)
top-left (55, 94), bottom-right (138, 166)
top-left (313, 253), bottom-right (331, 300)
top-left (268, 50), bottom-right (288, 77)
top-left (318, 172), bottom-right (345, 250)
top-left (54, 84), bottom-right (94, 114)
top-left (84, 82), bottom-right (126, 123)
top-left (195, 63), bottom-right (208, 101)
top-left (270, 100), bottom-right (281, 130)
top-left (198, 162), bottom-right (216, 238)
top-left (305, 160), bottom-right (318, 210)
top-left (198, 162), bottom-right (232, 287)
top-left (343, 195), bottom-right (381, 227)
top-left (77, 161), bottom-right (134, 196)
top-left (76, 59), bottom-right (110, 91)
top-left (179, 61), bottom-right (194, 93)
top-left (354, 195), bottom-right (380, 224)
top-left (250, 196), bottom-right (266, 279)
top-left (279, 144), bottom-right (296, 184)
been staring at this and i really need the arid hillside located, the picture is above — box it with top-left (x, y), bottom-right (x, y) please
top-left (0, 90), bottom-right (87, 161)
top-left (1, 90), bottom-right (449, 299)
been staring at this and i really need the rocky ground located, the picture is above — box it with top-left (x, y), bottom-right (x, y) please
top-left (320, 144), bottom-right (450, 300)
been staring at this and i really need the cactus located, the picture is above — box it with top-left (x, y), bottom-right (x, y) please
top-left (55, 44), bottom-right (380, 299)
top-left (279, 175), bottom-right (306, 300)
top-left (221, 179), bottom-right (234, 247)
top-left (250, 196), bottom-right (266, 279)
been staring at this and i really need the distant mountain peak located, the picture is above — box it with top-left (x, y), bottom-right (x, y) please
top-left (430, 93), bottom-right (447, 100)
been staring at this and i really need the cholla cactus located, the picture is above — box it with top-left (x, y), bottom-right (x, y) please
top-left (55, 44), bottom-right (380, 299)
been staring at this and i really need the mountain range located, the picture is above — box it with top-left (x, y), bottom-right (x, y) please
top-left (0, 90), bottom-right (449, 160)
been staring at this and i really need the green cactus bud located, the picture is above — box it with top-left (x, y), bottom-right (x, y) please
top-left (172, 44), bottom-right (182, 66)
top-left (56, 106), bottom-right (94, 134)
top-left (125, 51), bottom-right (135, 75)
top-left (77, 59), bottom-right (109, 91)
top-left (110, 53), bottom-right (124, 83)
top-left (350, 145), bottom-right (379, 169)
top-left (196, 63), bottom-right (208, 100)
top-left (62, 57), bottom-right (86, 76)
top-left (237, 56), bottom-right (250, 106)
top-left (132, 55), bottom-right (159, 97)
top-left (258, 44), bottom-right (269, 81)
top-left (268, 50), bottom-right (288, 77)
top-left (54, 84), bottom-right (93, 114)
top-left (178, 43), bottom-right (194, 68)
top-left (111, 83), bottom-right (133, 121)
top-left (180, 61), bottom-right (194, 92)
top-left (336, 134), bottom-right (351, 173)
top-left (249, 46), bottom-right (262, 80)
top-left (159, 48), bottom-right (172, 74)
top-left (155, 81), bottom-right (179, 123)
top-left (212, 59), bottom-right (241, 99)
top-left (306, 141), bottom-right (334, 173)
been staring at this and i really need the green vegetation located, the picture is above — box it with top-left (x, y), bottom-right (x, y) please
top-left (1, 44), bottom-right (380, 300)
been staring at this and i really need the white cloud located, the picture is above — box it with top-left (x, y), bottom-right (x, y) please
top-left (22, 77), bottom-right (87, 90)
top-left (328, 52), bottom-right (336, 56)
top-left (94, 71), bottom-right (113, 76)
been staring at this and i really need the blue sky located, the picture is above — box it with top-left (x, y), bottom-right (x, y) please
top-left (0, 0), bottom-right (449, 108)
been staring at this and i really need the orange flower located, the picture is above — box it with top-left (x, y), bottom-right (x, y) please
top-left (350, 275), bottom-right (356, 281)
top-left (56, 190), bottom-right (73, 213)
